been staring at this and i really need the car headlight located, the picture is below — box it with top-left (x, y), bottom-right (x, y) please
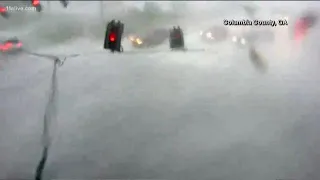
top-left (232, 36), bottom-right (238, 42)
top-left (206, 32), bottom-right (212, 38)
top-left (136, 38), bottom-right (143, 45)
top-left (240, 38), bottom-right (246, 44)
top-left (128, 35), bottom-right (136, 41)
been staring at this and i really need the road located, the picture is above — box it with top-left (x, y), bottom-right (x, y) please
top-left (1, 3), bottom-right (320, 180)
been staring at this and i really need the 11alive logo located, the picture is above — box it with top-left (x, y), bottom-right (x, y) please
top-left (5, 5), bottom-right (37, 12)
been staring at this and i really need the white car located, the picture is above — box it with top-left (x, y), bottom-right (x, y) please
top-left (199, 26), bottom-right (228, 43)
top-left (231, 28), bottom-right (275, 46)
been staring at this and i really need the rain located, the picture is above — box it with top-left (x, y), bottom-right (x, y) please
top-left (0, 1), bottom-right (320, 180)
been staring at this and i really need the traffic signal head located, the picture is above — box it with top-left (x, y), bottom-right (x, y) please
top-left (0, 6), bottom-right (9, 19)
top-left (109, 32), bottom-right (116, 42)
top-left (0, 6), bottom-right (6, 13)
top-left (169, 26), bottom-right (184, 49)
top-left (32, 0), bottom-right (40, 6)
top-left (59, 0), bottom-right (69, 8)
top-left (103, 20), bottom-right (124, 52)
top-left (31, 0), bottom-right (42, 12)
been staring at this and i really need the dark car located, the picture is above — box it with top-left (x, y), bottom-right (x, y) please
top-left (199, 26), bottom-right (228, 42)
top-left (128, 28), bottom-right (169, 48)
top-left (0, 37), bottom-right (23, 54)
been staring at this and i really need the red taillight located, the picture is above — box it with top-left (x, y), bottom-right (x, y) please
top-left (0, 42), bottom-right (19, 52)
top-left (16, 42), bottom-right (22, 47)
top-left (0, 44), bottom-right (9, 51)
top-left (32, 0), bottom-right (40, 6)
top-left (0, 6), bottom-right (6, 13)
top-left (5, 42), bottom-right (12, 48)
top-left (109, 32), bottom-right (116, 42)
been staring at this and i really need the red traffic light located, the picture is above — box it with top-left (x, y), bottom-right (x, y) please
top-left (109, 32), bottom-right (116, 42)
top-left (0, 6), bottom-right (7, 13)
top-left (32, 0), bottom-right (40, 6)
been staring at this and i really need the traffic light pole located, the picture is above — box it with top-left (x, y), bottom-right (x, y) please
top-left (47, 1), bottom-right (50, 11)
top-left (100, 2), bottom-right (104, 21)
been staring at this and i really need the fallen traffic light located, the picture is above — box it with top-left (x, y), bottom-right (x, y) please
top-left (59, 0), bottom-right (69, 8)
top-left (103, 20), bottom-right (124, 52)
top-left (32, 0), bottom-right (42, 12)
top-left (0, 5), bottom-right (9, 19)
top-left (169, 26), bottom-right (185, 50)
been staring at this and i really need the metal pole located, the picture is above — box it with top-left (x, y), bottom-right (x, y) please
top-left (100, 1), bottom-right (104, 21)
top-left (47, 1), bottom-right (50, 11)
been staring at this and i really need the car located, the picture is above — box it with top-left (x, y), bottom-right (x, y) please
top-left (0, 37), bottom-right (23, 54)
top-left (231, 28), bottom-right (274, 46)
top-left (128, 28), bottom-right (169, 48)
top-left (231, 35), bottom-right (247, 46)
top-left (199, 26), bottom-right (228, 43)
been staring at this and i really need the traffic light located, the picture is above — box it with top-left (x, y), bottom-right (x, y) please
top-left (109, 32), bottom-right (116, 42)
top-left (169, 26), bottom-right (185, 50)
top-left (32, 0), bottom-right (42, 12)
top-left (59, 0), bottom-right (69, 8)
top-left (103, 20), bottom-right (124, 52)
top-left (0, 5), bottom-right (9, 19)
